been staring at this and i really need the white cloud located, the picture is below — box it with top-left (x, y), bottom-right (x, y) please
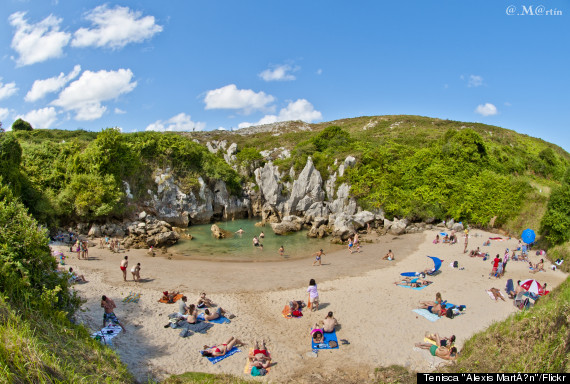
top-left (72, 5), bottom-right (163, 49)
top-left (468, 75), bottom-right (483, 87)
top-left (145, 113), bottom-right (205, 132)
top-left (504, 102), bottom-right (512, 107)
top-left (239, 99), bottom-right (322, 128)
top-left (9, 11), bottom-right (71, 66)
top-left (19, 107), bottom-right (58, 128)
top-left (259, 64), bottom-right (298, 81)
top-left (204, 84), bottom-right (275, 113)
top-left (475, 103), bottom-right (498, 116)
top-left (0, 80), bottom-right (18, 100)
top-left (0, 108), bottom-right (10, 122)
top-left (114, 107), bottom-right (126, 114)
top-left (316, 69), bottom-right (322, 75)
top-left (52, 68), bottom-right (137, 121)
top-left (25, 65), bottom-right (81, 102)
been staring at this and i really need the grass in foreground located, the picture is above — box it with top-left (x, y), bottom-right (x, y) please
top-left (162, 372), bottom-right (253, 384)
top-left (0, 299), bottom-right (133, 384)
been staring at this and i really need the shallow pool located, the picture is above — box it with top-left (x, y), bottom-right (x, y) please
top-left (171, 218), bottom-right (344, 261)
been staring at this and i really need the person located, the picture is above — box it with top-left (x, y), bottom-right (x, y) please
top-left (161, 291), bottom-right (179, 303)
top-left (483, 240), bottom-right (491, 246)
top-left (382, 249), bottom-right (394, 260)
top-left (415, 341), bottom-right (458, 360)
top-left (185, 304), bottom-right (198, 324)
top-left (288, 300), bottom-right (306, 312)
top-left (489, 287), bottom-right (505, 301)
top-left (353, 233), bottom-right (360, 251)
top-left (68, 267), bottom-right (87, 283)
top-left (101, 295), bottom-right (126, 332)
top-left (419, 301), bottom-right (442, 315)
top-left (311, 327), bottom-right (324, 344)
top-left (201, 337), bottom-right (242, 357)
top-left (235, 228), bottom-right (244, 234)
top-left (443, 234), bottom-right (449, 243)
top-left (419, 292), bottom-right (442, 307)
top-left (307, 279), bottom-right (319, 311)
top-left (178, 296), bottom-right (189, 313)
top-left (131, 263), bottom-right (141, 282)
top-left (433, 234), bottom-right (440, 244)
top-left (253, 236), bottom-right (260, 247)
top-left (259, 231), bottom-right (265, 238)
top-left (348, 237), bottom-right (354, 254)
top-left (463, 232), bottom-right (469, 253)
top-left (120, 256), bottom-right (128, 282)
top-left (515, 280), bottom-right (525, 295)
top-left (249, 340), bottom-right (271, 369)
top-left (491, 254), bottom-right (501, 276)
top-left (197, 292), bottom-right (215, 308)
top-left (395, 276), bottom-right (431, 288)
top-left (469, 247), bottom-right (482, 257)
top-left (530, 259), bottom-right (545, 273)
top-left (312, 249), bottom-right (324, 266)
top-left (203, 307), bottom-right (228, 321)
top-left (425, 333), bottom-right (456, 348)
top-left (279, 245), bottom-right (284, 257)
top-left (321, 311), bottom-right (338, 333)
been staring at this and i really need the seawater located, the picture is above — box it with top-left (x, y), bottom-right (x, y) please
top-left (171, 218), bottom-right (344, 261)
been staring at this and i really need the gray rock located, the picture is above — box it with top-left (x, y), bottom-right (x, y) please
top-left (211, 224), bottom-right (233, 239)
top-left (446, 219), bottom-right (455, 229)
top-left (88, 225), bottom-right (101, 238)
top-left (139, 211), bottom-right (147, 220)
top-left (254, 162), bottom-right (282, 206)
top-left (452, 222), bottom-right (464, 232)
top-left (270, 216), bottom-right (304, 235)
top-left (285, 157), bottom-right (325, 216)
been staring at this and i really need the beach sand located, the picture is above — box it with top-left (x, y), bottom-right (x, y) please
top-left (54, 229), bottom-right (568, 383)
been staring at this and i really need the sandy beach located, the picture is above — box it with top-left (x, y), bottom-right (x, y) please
top-left (54, 228), bottom-right (568, 383)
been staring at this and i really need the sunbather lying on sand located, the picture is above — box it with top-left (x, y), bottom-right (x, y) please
top-left (204, 307), bottom-right (226, 321)
top-left (416, 339), bottom-right (458, 360)
top-left (530, 259), bottom-right (545, 273)
top-left (489, 287), bottom-right (505, 301)
top-left (249, 340), bottom-right (272, 369)
top-left (425, 332), bottom-right (456, 348)
top-left (201, 336), bottom-right (242, 357)
top-left (288, 300), bottom-right (306, 312)
top-left (419, 292), bottom-right (442, 307)
top-left (161, 291), bottom-right (179, 303)
top-left (418, 302), bottom-right (442, 315)
top-left (395, 276), bottom-right (432, 288)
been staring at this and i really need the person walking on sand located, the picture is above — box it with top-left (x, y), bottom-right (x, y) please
top-left (312, 249), bottom-right (324, 266)
top-left (348, 237), bottom-right (354, 254)
top-left (101, 295), bottom-right (126, 332)
top-left (120, 256), bottom-right (128, 281)
top-left (353, 232), bottom-right (360, 251)
top-left (463, 232), bottom-right (469, 253)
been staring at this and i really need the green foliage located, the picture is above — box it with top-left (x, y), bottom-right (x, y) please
top-left (0, 184), bottom-right (78, 314)
top-left (11, 118), bottom-right (33, 131)
top-left (0, 133), bottom-right (23, 194)
top-left (540, 184), bottom-right (570, 244)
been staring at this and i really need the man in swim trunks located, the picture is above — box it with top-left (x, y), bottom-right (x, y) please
top-left (101, 295), bottom-right (126, 332)
top-left (120, 256), bottom-right (128, 281)
top-left (382, 249), bottom-right (394, 260)
top-left (312, 249), bottom-right (324, 266)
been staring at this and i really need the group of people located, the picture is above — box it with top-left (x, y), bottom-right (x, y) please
top-left (347, 233), bottom-right (360, 254)
top-left (119, 256), bottom-right (141, 282)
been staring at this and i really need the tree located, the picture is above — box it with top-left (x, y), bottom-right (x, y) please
top-left (11, 118), bottom-right (33, 131)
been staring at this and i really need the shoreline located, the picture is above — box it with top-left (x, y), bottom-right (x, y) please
top-left (55, 229), bottom-right (568, 382)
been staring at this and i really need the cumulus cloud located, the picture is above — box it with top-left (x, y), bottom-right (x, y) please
top-left (468, 75), bottom-right (483, 87)
top-left (9, 11), bottom-right (71, 66)
top-left (114, 107), bottom-right (126, 114)
top-left (238, 99), bottom-right (322, 128)
top-left (146, 113), bottom-right (206, 132)
top-left (25, 65), bottom-right (81, 102)
top-left (51, 68), bottom-right (137, 121)
top-left (0, 108), bottom-right (10, 122)
top-left (475, 103), bottom-right (498, 116)
top-left (19, 107), bottom-right (58, 128)
top-left (259, 64), bottom-right (298, 81)
top-left (72, 5), bottom-right (163, 49)
top-left (204, 84), bottom-right (275, 114)
top-left (0, 80), bottom-right (18, 100)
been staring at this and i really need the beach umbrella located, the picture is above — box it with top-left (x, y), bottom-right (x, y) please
top-left (521, 228), bottom-right (536, 244)
top-left (520, 279), bottom-right (542, 295)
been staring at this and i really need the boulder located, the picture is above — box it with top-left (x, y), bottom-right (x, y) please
top-left (254, 162), bottom-right (282, 206)
top-left (353, 211), bottom-right (375, 229)
top-left (452, 222), bottom-right (464, 232)
top-left (304, 202), bottom-right (330, 222)
top-left (211, 224), bottom-right (233, 239)
top-left (285, 157), bottom-right (325, 215)
top-left (332, 213), bottom-right (355, 241)
top-left (446, 219), bottom-right (455, 230)
top-left (88, 225), bottom-right (102, 238)
top-left (270, 216), bottom-right (304, 235)
top-left (389, 219), bottom-right (407, 235)
top-left (147, 231), bottom-right (180, 247)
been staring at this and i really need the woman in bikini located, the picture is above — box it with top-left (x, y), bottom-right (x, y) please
top-left (249, 340), bottom-right (271, 369)
top-left (186, 304), bottom-right (198, 324)
top-left (201, 336), bottom-right (242, 357)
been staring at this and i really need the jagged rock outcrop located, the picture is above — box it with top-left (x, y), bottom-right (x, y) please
top-left (211, 224), bottom-right (233, 239)
top-left (254, 162), bottom-right (282, 206)
top-left (284, 157), bottom-right (325, 216)
top-left (270, 215), bottom-right (304, 235)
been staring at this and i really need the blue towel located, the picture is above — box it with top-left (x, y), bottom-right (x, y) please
top-left (202, 347), bottom-right (241, 364)
top-left (197, 313), bottom-right (231, 324)
top-left (396, 283), bottom-right (430, 290)
top-left (506, 279), bottom-right (514, 294)
top-left (311, 329), bottom-right (339, 349)
top-left (412, 309), bottom-right (440, 322)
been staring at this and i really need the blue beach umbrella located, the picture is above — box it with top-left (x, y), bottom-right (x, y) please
top-left (521, 229), bottom-right (536, 244)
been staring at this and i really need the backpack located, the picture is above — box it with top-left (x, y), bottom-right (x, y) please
top-left (446, 308), bottom-right (454, 318)
top-left (453, 261), bottom-right (458, 268)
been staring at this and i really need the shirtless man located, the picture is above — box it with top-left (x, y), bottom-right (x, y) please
top-left (321, 311), bottom-right (338, 333)
top-left (131, 263), bottom-right (141, 282)
top-left (120, 256), bottom-right (128, 281)
top-left (235, 228), bottom-right (245, 234)
top-left (382, 249), bottom-right (395, 260)
top-left (203, 307), bottom-right (227, 321)
top-left (312, 249), bottom-right (324, 266)
top-left (101, 295), bottom-right (126, 331)
top-left (515, 280), bottom-right (525, 295)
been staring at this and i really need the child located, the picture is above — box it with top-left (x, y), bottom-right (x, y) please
top-left (348, 238), bottom-right (354, 254)
top-left (312, 249), bottom-right (324, 266)
top-left (307, 279), bottom-right (319, 312)
top-left (279, 245), bottom-right (284, 257)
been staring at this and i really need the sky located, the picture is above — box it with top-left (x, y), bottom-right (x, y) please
top-left (0, 0), bottom-right (568, 151)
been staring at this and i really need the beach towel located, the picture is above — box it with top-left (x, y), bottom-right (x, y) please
top-left (197, 313), bottom-right (231, 324)
top-left (243, 348), bottom-right (272, 375)
top-left (396, 283), bottom-right (431, 290)
top-left (91, 324), bottom-right (122, 345)
top-left (311, 329), bottom-right (339, 350)
top-left (159, 293), bottom-right (183, 304)
top-left (489, 237), bottom-right (504, 241)
top-left (202, 347), bottom-right (241, 364)
top-left (123, 292), bottom-right (141, 303)
top-left (486, 290), bottom-right (506, 301)
top-left (282, 305), bottom-right (302, 318)
top-left (412, 309), bottom-right (440, 322)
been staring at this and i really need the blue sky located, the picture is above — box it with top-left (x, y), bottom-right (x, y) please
top-left (1, 1), bottom-right (568, 151)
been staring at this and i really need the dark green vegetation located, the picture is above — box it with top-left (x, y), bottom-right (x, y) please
top-left (0, 184), bottom-right (133, 383)
top-left (1, 115), bottom-right (569, 381)
top-left (11, 118), bottom-right (33, 131)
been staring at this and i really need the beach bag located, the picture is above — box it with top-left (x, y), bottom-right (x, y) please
top-left (446, 308), bottom-right (454, 319)
top-left (251, 366), bottom-right (267, 376)
top-left (291, 310), bottom-right (303, 317)
top-left (453, 261), bottom-right (458, 268)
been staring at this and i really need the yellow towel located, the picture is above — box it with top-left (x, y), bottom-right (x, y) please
top-left (423, 337), bottom-right (437, 346)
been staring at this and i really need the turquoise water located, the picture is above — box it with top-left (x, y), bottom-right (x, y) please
top-left (171, 219), bottom-right (344, 261)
